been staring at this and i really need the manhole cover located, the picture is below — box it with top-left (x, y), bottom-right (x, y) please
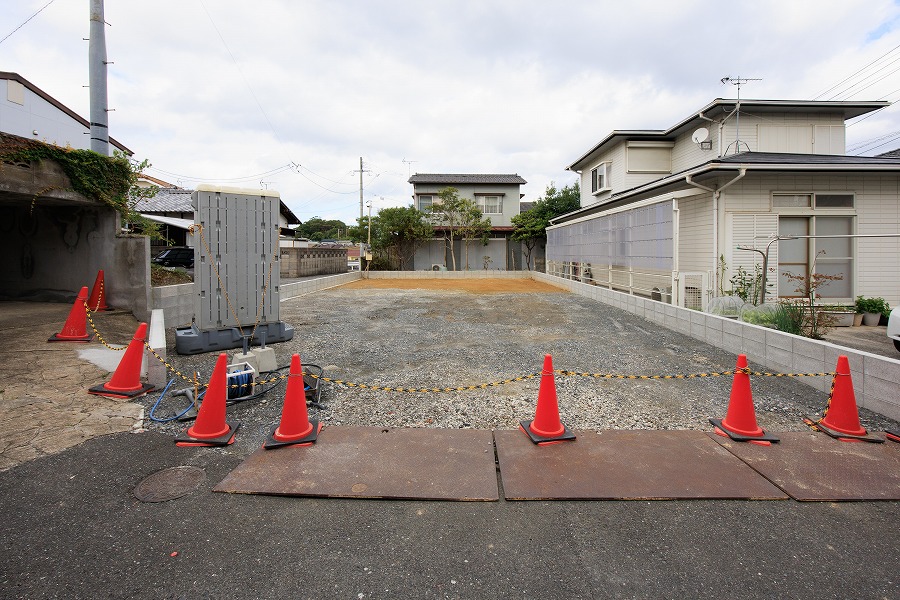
top-left (134, 466), bottom-right (207, 503)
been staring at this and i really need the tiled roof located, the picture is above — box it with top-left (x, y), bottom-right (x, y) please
top-left (875, 148), bottom-right (900, 158)
top-left (134, 188), bottom-right (193, 213)
top-left (134, 187), bottom-right (301, 224)
top-left (408, 173), bottom-right (527, 185)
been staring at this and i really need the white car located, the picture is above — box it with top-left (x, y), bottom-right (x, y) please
top-left (889, 307), bottom-right (900, 353)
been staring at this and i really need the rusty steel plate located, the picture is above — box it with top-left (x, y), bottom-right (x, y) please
top-left (494, 429), bottom-right (787, 501)
top-left (711, 431), bottom-right (900, 501)
top-left (214, 426), bottom-right (499, 501)
top-left (134, 466), bottom-right (207, 503)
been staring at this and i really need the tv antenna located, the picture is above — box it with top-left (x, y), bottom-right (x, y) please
top-left (721, 76), bottom-right (761, 155)
top-left (402, 157), bottom-right (418, 177)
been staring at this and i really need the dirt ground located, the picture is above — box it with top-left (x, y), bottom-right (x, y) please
top-left (342, 277), bottom-right (567, 294)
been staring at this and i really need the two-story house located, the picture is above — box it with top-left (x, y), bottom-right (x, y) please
top-left (549, 98), bottom-right (900, 310)
top-left (409, 173), bottom-right (527, 270)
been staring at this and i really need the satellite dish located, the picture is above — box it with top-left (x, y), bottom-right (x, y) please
top-left (691, 127), bottom-right (710, 144)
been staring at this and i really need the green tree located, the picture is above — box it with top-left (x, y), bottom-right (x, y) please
top-left (295, 216), bottom-right (348, 241)
top-left (349, 205), bottom-right (432, 270)
top-left (511, 181), bottom-right (580, 270)
top-left (428, 187), bottom-right (488, 271)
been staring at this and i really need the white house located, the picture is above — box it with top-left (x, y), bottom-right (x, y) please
top-left (409, 173), bottom-right (527, 270)
top-left (1, 71), bottom-right (130, 154)
top-left (549, 98), bottom-right (900, 310)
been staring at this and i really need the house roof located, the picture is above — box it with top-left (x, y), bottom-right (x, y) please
top-left (875, 148), bottom-right (900, 158)
top-left (135, 186), bottom-right (301, 224)
top-left (1, 71), bottom-right (133, 155)
top-left (566, 98), bottom-right (890, 171)
top-left (553, 151), bottom-right (900, 224)
top-left (408, 173), bottom-right (527, 185)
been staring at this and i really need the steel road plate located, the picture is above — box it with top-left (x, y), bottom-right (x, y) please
top-left (214, 426), bottom-right (499, 501)
top-left (711, 430), bottom-right (900, 501)
top-left (494, 429), bottom-right (787, 500)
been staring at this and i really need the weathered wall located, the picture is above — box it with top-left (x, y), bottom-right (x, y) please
top-left (280, 247), bottom-right (347, 277)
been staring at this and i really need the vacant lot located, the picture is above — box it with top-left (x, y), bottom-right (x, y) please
top-left (150, 278), bottom-right (898, 451)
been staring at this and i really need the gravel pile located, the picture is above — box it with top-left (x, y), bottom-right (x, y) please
top-left (139, 284), bottom-right (899, 455)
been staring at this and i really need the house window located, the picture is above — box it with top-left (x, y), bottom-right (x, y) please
top-left (418, 195), bottom-right (434, 211)
top-left (591, 163), bottom-right (610, 194)
top-left (778, 214), bottom-right (854, 299)
top-left (815, 194), bottom-right (854, 208)
top-left (476, 195), bottom-right (503, 214)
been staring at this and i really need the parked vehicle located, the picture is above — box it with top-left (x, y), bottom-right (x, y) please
top-left (888, 308), bottom-right (900, 353)
top-left (152, 247), bottom-right (194, 269)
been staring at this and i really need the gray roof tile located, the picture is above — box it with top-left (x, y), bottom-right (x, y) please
top-left (408, 173), bottom-right (527, 185)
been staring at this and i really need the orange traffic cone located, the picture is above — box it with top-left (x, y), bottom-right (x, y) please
top-left (810, 356), bottom-right (882, 443)
top-left (710, 354), bottom-right (779, 444)
top-left (175, 353), bottom-right (241, 447)
top-left (264, 354), bottom-right (321, 449)
top-left (88, 323), bottom-right (155, 398)
top-left (519, 354), bottom-right (576, 444)
top-left (87, 270), bottom-right (109, 311)
top-left (48, 286), bottom-right (93, 342)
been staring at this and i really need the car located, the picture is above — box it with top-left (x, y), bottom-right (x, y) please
top-left (888, 307), bottom-right (900, 353)
top-left (152, 247), bottom-right (194, 269)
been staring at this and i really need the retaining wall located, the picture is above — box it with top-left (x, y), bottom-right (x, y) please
top-left (532, 272), bottom-right (900, 422)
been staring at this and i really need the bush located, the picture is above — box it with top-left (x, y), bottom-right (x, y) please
top-left (855, 296), bottom-right (890, 316)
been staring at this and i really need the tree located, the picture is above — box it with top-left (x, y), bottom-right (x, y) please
top-left (428, 187), bottom-right (489, 271)
top-left (349, 205), bottom-right (432, 270)
top-left (295, 216), bottom-right (349, 241)
top-left (511, 181), bottom-right (581, 270)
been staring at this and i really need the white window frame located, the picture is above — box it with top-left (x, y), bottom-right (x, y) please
top-left (771, 191), bottom-right (856, 301)
top-left (475, 194), bottom-right (503, 214)
top-left (591, 162), bottom-right (611, 195)
top-left (418, 194), bottom-right (434, 212)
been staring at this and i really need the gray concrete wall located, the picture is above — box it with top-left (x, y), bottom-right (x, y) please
top-left (0, 202), bottom-right (119, 302)
top-left (532, 271), bottom-right (900, 422)
top-left (280, 247), bottom-right (347, 277)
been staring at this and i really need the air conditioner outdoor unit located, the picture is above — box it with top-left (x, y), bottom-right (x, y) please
top-left (431, 264), bottom-right (446, 271)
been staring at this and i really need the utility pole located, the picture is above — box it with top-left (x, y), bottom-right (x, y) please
top-left (89, 0), bottom-right (109, 155)
top-left (353, 157), bottom-right (371, 270)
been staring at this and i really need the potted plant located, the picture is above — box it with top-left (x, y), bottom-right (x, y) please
top-left (855, 296), bottom-right (890, 326)
top-left (819, 304), bottom-right (855, 327)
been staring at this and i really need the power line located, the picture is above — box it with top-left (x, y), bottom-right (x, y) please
top-left (146, 164), bottom-right (294, 183)
top-left (812, 42), bottom-right (900, 100)
top-left (0, 0), bottom-right (56, 46)
top-left (198, 0), bottom-right (295, 166)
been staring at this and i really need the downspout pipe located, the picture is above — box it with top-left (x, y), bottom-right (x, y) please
top-left (685, 169), bottom-right (746, 297)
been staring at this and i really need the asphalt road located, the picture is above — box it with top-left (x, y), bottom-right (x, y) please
top-left (0, 429), bottom-right (898, 599)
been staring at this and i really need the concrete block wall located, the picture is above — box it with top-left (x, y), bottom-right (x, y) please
top-left (280, 248), bottom-right (348, 278)
top-left (532, 272), bottom-right (900, 422)
top-left (150, 283), bottom-right (194, 328)
top-left (280, 272), bottom-right (362, 300)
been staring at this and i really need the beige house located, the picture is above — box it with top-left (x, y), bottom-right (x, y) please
top-left (409, 173), bottom-right (528, 270)
top-left (549, 98), bottom-right (900, 309)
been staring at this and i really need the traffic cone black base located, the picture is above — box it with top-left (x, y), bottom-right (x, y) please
top-left (175, 421), bottom-right (241, 447)
top-left (803, 417), bottom-right (884, 443)
top-left (519, 420), bottom-right (576, 445)
top-left (88, 382), bottom-right (155, 399)
top-left (263, 421), bottom-right (322, 449)
top-left (709, 418), bottom-right (780, 443)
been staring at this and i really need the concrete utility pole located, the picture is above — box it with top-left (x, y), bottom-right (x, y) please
top-left (89, 0), bottom-right (109, 155)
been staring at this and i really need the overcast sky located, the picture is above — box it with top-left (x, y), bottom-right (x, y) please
top-left (3, 0), bottom-right (900, 225)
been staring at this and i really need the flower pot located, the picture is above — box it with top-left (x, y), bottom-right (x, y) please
top-left (823, 311), bottom-right (855, 327)
top-left (853, 313), bottom-right (864, 326)
top-left (862, 312), bottom-right (881, 326)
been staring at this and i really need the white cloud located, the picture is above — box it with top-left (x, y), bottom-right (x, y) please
top-left (2, 0), bottom-right (900, 224)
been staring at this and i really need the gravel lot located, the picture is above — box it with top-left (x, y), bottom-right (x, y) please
top-left (143, 279), bottom-right (899, 453)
